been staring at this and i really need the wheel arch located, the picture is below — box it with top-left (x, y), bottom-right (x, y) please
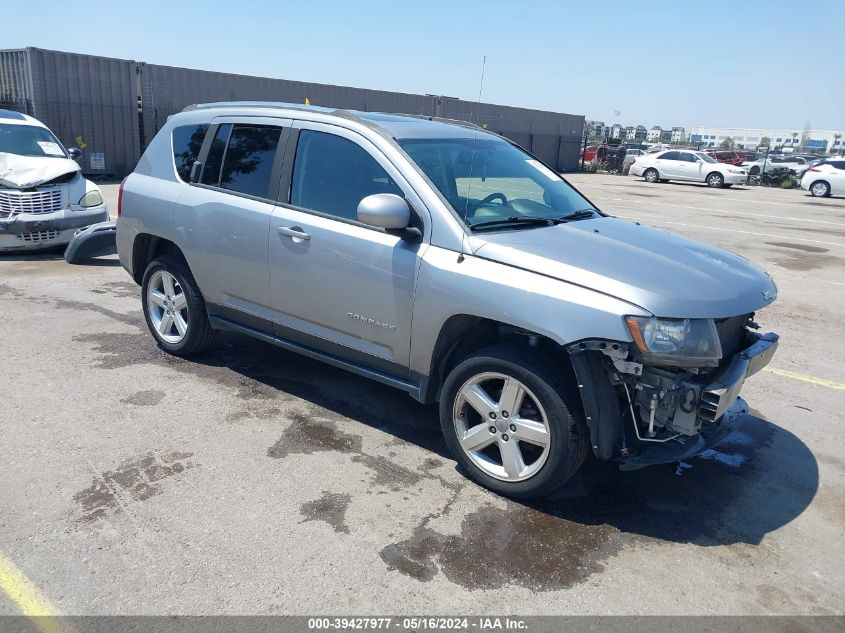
top-left (131, 233), bottom-right (183, 284)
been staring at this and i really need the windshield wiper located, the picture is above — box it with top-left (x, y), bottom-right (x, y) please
top-left (468, 216), bottom-right (555, 231)
top-left (555, 209), bottom-right (597, 222)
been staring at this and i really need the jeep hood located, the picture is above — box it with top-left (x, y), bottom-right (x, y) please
top-left (471, 217), bottom-right (777, 318)
top-left (0, 153), bottom-right (80, 189)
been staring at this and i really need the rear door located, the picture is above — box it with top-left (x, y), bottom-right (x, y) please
top-left (656, 151), bottom-right (681, 178)
top-left (172, 116), bottom-right (292, 318)
top-left (267, 122), bottom-right (428, 377)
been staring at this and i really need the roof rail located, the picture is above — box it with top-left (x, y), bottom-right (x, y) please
top-left (181, 101), bottom-right (338, 114)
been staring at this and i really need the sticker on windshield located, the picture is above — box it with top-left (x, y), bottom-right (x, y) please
top-left (526, 159), bottom-right (561, 181)
top-left (37, 141), bottom-right (65, 156)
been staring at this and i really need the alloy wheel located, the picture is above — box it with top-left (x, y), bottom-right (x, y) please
top-left (811, 182), bottom-right (829, 197)
top-left (452, 372), bottom-right (551, 482)
top-left (146, 270), bottom-right (189, 344)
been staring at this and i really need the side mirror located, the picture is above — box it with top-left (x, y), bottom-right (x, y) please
top-left (357, 193), bottom-right (410, 229)
top-left (68, 147), bottom-right (82, 161)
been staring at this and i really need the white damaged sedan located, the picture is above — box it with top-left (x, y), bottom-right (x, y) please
top-left (0, 109), bottom-right (109, 251)
top-left (630, 149), bottom-right (748, 188)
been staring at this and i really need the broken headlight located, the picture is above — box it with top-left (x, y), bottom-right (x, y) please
top-left (625, 316), bottom-right (722, 367)
top-left (78, 190), bottom-right (104, 207)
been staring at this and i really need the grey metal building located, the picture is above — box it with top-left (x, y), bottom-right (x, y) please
top-left (1, 47), bottom-right (584, 177)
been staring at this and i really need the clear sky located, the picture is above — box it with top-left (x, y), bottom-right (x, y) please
top-left (5, 0), bottom-right (843, 130)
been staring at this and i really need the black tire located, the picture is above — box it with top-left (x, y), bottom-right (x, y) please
top-left (659, 179), bottom-right (669, 183)
top-left (810, 180), bottom-right (831, 197)
top-left (439, 344), bottom-right (588, 499)
top-left (141, 254), bottom-right (217, 356)
top-left (749, 165), bottom-right (761, 175)
top-left (643, 168), bottom-right (659, 183)
top-left (706, 172), bottom-right (725, 188)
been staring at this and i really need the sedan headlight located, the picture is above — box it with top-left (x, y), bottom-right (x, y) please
top-left (727, 168), bottom-right (744, 174)
top-left (78, 190), bottom-right (104, 208)
top-left (625, 316), bottom-right (722, 366)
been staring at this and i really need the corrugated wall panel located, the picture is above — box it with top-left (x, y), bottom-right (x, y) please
top-left (0, 49), bottom-right (34, 112)
top-left (26, 48), bottom-right (140, 177)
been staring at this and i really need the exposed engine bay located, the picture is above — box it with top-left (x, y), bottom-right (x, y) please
top-left (568, 314), bottom-right (779, 465)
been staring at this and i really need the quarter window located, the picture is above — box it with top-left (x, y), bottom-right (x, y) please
top-left (201, 124), bottom-right (231, 186)
top-left (219, 125), bottom-right (283, 198)
top-left (172, 124), bottom-right (208, 182)
top-left (290, 129), bottom-right (402, 222)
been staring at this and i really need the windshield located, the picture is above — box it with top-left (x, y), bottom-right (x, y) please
top-left (695, 152), bottom-right (717, 163)
top-left (397, 136), bottom-right (598, 229)
top-left (0, 124), bottom-right (67, 158)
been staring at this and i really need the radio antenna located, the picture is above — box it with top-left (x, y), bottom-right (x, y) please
top-left (459, 55), bottom-right (487, 263)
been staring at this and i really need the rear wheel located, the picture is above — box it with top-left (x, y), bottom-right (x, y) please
top-left (810, 181), bottom-right (831, 197)
top-left (141, 254), bottom-right (216, 356)
top-left (439, 344), bottom-right (588, 499)
top-left (643, 168), bottom-right (659, 183)
top-left (706, 172), bottom-right (725, 188)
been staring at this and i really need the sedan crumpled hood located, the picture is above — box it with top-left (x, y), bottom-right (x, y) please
top-left (472, 217), bottom-right (777, 318)
top-left (0, 153), bottom-right (80, 189)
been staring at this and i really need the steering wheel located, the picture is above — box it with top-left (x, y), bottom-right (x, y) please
top-left (479, 192), bottom-right (508, 206)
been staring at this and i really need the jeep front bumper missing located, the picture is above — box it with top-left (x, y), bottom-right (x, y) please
top-left (570, 330), bottom-right (779, 467)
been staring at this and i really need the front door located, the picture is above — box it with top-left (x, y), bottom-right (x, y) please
top-left (268, 123), bottom-right (427, 377)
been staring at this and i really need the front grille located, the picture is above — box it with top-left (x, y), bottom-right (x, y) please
top-left (716, 313), bottom-right (751, 359)
top-left (16, 230), bottom-right (59, 243)
top-left (0, 189), bottom-right (64, 215)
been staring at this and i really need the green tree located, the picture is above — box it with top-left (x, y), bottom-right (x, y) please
top-left (719, 136), bottom-right (734, 149)
top-left (760, 136), bottom-right (771, 147)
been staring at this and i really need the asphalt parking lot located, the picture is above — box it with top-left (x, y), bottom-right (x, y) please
top-left (1, 174), bottom-right (843, 616)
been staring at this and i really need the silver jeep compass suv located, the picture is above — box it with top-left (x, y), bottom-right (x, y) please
top-left (117, 102), bottom-right (779, 498)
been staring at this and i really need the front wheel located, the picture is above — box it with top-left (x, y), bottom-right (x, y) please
top-left (810, 181), bottom-right (831, 197)
top-left (707, 172), bottom-right (725, 188)
top-left (439, 345), bottom-right (588, 499)
top-left (141, 254), bottom-right (217, 356)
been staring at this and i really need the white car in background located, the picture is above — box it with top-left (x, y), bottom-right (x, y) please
top-left (741, 154), bottom-right (814, 176)
top-left (800, 159), bottom-right (845, 197)
top-left (0, 109), bottom-right (108, 252)
top-left (630, 149), bottom-right (747, 188)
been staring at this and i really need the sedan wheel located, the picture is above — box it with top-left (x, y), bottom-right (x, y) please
top-left (811, 181), bottom-right (831, 197)
top-left (452, 372), bottom-right (551, 482)
top-left (707, 172), bottom-right (725, 188)
top-left (146, 270), bottom-right (189, 344)
top-left (644, 168), bottom-right (659, 183)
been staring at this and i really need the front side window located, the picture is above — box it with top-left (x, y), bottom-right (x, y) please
top-left (172, 124), bottom-right (208, 182)
top-left (290, 129), bottom-right (402, 221)
top-left (0, 124), bottom-right (67, 158)
top-left (398, 136), bottom-right (597, 229)
top-left (219, 125), bottom-right (283, 198)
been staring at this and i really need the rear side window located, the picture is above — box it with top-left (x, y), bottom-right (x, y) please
top-left (290, 129), bottom-right (402, 222)
top-left (660, 151), bottom-right (680, 161)
top-left (831, 161), bottom-right (845, 170)
top-left (219, 125), bottom-right (283, 198)
top-left (172, 124), bottom-right (208, 182)
top-left (201, 124), bottom-right (231, 186)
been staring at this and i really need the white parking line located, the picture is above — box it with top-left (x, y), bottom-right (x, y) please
top-left (614, 215), bottom-right (845, 249)
top-left (589, 196), bottom-right (845, 228)
top-left (574, 180), bottom-right (842, 208)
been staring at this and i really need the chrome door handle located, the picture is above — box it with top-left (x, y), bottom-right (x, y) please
top-left (277, 226), bottom-right (310, 241)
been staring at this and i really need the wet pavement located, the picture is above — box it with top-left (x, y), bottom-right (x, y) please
top-left (0, 178), bottom-right (843, 615)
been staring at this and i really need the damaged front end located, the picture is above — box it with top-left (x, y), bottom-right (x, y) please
top-left (569, 314), bottom-right (778, 468)
top-left (0, 153), bottom-right (108, 251)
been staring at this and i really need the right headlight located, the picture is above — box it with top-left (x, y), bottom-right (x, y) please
top-left (625, 316), bottom-right (722, 366)
top-left (78, 190), bottom-right (104, 208)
